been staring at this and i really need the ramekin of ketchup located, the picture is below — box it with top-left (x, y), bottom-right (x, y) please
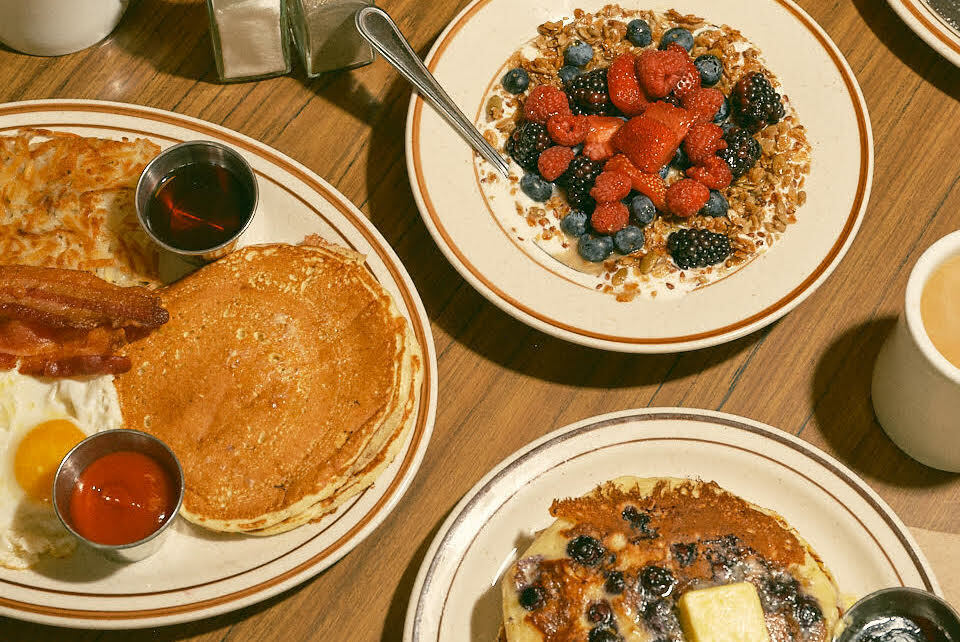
top-left (53, 429), bottom-right (184, 563)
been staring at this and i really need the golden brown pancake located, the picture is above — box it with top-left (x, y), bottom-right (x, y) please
top-left (502, 477), bottom-right (843, 642)
top-left (115, 239), bottom-right (421, 534)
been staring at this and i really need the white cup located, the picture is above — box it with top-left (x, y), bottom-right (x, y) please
top-left (0, 0), bottom-right (130, 57)
top-left (872, 230), bottom-right (960, 472)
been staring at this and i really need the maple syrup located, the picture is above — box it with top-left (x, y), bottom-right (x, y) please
top-left (145, 162), bottom-right (254, 252)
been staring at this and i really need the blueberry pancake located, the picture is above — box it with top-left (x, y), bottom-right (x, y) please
top-left (501, 477), bottom-right (843, 642)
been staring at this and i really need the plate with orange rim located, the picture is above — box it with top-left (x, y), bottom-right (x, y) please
top-left (888, 0), bottom-right (960, 67)
top-left (405, 0), bottom-right (872, 353)
top-left (0, 99), bottom-right (438, 629)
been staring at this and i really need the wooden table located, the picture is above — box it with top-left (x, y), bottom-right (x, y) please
top-left (2, 0), bottom-right (958, 639)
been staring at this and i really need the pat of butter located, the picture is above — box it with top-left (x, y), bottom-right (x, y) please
top-left (678, 582), bottom-right (771, 642)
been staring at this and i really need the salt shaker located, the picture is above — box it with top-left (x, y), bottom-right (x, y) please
top-left (206, 0), bottom-right (293, 82)
top-left (287, 0), bottom-right (376, 77)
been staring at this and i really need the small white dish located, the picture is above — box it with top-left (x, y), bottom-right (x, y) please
top-left (0, 0), bottom-right (129, 57)
top-left (404, 408), bottom-right (939, 642)
top-left (888, 0), bottom-right (960, 68)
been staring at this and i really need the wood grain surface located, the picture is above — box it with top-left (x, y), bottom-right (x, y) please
top-left (1, 0), bottom-right (958, 639)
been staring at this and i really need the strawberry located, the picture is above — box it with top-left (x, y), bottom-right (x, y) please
top-left (547, 113), bottom-right (589, 146)
top-left (604, 154), bottom-right (667, 208)
top-left (537, 146), bottom-right (576, 182)
top-left (686, 156), bottom-right (732, 190)
top-left (582, 116), bottom-right (624, 162)
top-left (683, 122), bottom-right (727, 165)
top-left (607, 53), bottom-right (648, 117)
top-left (591, 201), bottom-right (630, 234)
top-left (611, 115), bottom-right (679, 173)
top-left (666, 179), bottom-right (710, 218)
top-left (643, 102), bottom-right (694, 141)
top-left (523, 85), bottom-right (571, 124)
top-left (590, 170), bottom-right (632, 203)
top-left (666, 43), bottom-right (701, 98)
top-left (635, 49), bottom-right (686, 98)
top-left (681, 88), bottom-right (725, 125)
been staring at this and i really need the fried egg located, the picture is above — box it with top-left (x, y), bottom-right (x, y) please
top-left (0, 371), bottom-right (122, 569)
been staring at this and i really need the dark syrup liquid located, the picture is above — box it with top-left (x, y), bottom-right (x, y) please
top-left (146, 163), bottom-right (252, 251)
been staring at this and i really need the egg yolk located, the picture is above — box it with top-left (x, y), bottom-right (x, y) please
top-left (14, 419), bottom-right (86, 503)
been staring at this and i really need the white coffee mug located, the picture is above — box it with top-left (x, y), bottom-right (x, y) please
top-left (872, 230), bottom-right (960, 472)
top-left (0, 0), bottom-right (129, 57)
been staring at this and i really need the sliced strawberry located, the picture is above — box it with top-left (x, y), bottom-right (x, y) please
top-left (636, 49), bottom-right (685, 99)
top-left (523, 85), bottom-right (571, 124)
top-left (643, 102), bottom-right (694, 141)
top-left (604, 154), bottom-right (667, 208)
top-left (665, 43), bottom-right (700, 98)
top-left (683, 122), bottom-right (727, 165)
top-left (537, 146), bottom-right (576, 182)
top-left (611, 115), bottom-right (680, 173)
top-left (607, 53), bottom-right (648, 117)
top-left (547, 113), bottom-right (589, 146)
top-left (582, 116), bottom-right (624, 162)
top-left (591, 202), bottom-right (630, 234)
top-left (666, 179), bottom-right (710, 218)
top-left (686, 156), bottom-right (732, 190)
top-left (682, 88), bottom-right (725, 125)
top-left (590, 170), bottom-right (632, 203)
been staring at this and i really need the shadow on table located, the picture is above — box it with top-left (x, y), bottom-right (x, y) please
top-left (852, 0), bottom-right (960, 101)
top-left (810, 318), bottom-right (957, 488)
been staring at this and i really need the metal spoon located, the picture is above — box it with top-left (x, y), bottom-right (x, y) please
top-left (355, 6), bottom-right (511, 178)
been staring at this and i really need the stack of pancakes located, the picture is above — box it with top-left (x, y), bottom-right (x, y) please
top-left (116, 238), bottom-right (421, 535)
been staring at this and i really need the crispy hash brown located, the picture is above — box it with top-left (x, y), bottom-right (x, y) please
top-left (0, 129), bottom-right (161, 287)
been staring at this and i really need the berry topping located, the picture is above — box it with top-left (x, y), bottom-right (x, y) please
top-left (636, 48), bottom-right (686, 98)
top-left (683, 122), bottom-right (727, 165)
top-left (667, 228), bottom-right (732, 269)
top-left (795, 597), bottom-right (823, 627)
top-left (582, 115), bottom-right (624, 161)
top-left (613, 225), bottom-right (645, 254)
top-left (523, 85), bottom-right (572, 124)
top-left (626, 19), bottom-right (652, 47)
top-left (568, 69), bottom-right (614, 115)
top-left (628, 193), bottom-right (656, 226)
top-left (612, 116), bottom-right (680, 174)
top-left (716, 126), bottom-right (761, 178)
top-left (694, 54), bottom-right (723, 86)
top-left (501, 68), bottom-right (530, 94)
top-left (605, 570), bottom-right (626, 594)
top-left (732, 71), bottom-right (785, 132)
top-left (659, 27), bottom-right (694, 52)
top-left (547, 113), bottom-right (589, 146)
top-left (607, 53), bottom-right (648, 116)
top-left (564, 40), bottom-right (594, 67)
top-left (686, 155), bottom-right (733, 190)
top-left (589, 627), bottom-right (623, 642)
top-left (587, 601), bottom-right (614, 625)
top-left (672, 542), bottom-right (697, 566)
top-left (640, 565), bottom-right (676, 597)
top-left (506, 122), bottom-right (551, 171)
top-left (666, 179), bottom-right (710, 217)
top-left (537, 145), bottom-right (576, 181)
top-left (700, 189), bottom-right (729, 217)
top-left (558, 65), bottom-right (581, 86)
top-left (519, 584), bottom-right (545, 610)
top-left (682, 87), bottom-right (725, 125)
top-left (590, 170), bottom-right (632, 203)
top-left (578, 234), bottom-right (615, 262)
top-left (563, 155), bottom-right (603, 210)
top-left (591, 201), bottom-right (630, 234)
top-left (520, 173), bottom-right (553, 202)
top-left (560, 210), bottom-right (589, 237)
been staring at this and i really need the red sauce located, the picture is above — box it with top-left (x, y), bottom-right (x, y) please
top-left (68, 451), bottom-right (178, 546)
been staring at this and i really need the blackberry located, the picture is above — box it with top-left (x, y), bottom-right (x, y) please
top-left (716, 126), bottom-right (761, 179)
top-left (732, 72), bottom-right (785, 132)
top-left (505, 122), bottom-right (550, 171)
top-left (667, 228), bottom-right (732, 270)
top-left (562, 155), bottom-right (603, 210)
top-left (567, 535), bottom-right (605, 566)
top-left (568, 69), bottom-right (614, 115)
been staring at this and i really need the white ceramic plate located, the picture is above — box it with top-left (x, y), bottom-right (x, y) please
top-left (406, 0), bottom-right (873, 353)
top-left (404, 408), bottom-right (939, 641)
top-left (0, 99), bottom-right (438, 629)
top-left (888, 0), bottom-right (960, 67)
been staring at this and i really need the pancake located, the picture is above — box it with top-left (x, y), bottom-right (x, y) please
top-left (0, 129), bottom-right (160, 287)
top-left (115, 239), bottom-right (421, 534)
top-left (501, 477), bottom-right (843, 642)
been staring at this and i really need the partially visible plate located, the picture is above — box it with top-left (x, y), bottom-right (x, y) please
top-left (404, 408), bottom-right (939, 642)
top-left (889, 0), bottom-right (960, 67)
top-left (0, 99), bottom-right (438, 629)
top-left (406, 0), bottom-right (872, 353)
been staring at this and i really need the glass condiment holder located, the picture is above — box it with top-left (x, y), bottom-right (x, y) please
top-left (286, 0), bottom-right (376, 77)
top-left (206, 0), bottom-right (293, 82)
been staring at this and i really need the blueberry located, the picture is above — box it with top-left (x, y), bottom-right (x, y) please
top-left (519, 585), bottom-right (545, 610)
top-left (701, 190), bottom-right (728, 217)
top-left (626, 19), bottom-right (652, 47)
top-left (558, 65), bottom-right (581, 86)
top-left (589, 627), bottom-right (622, 642)
top-left (501, 68), bottom-right (529, 94)
top-left (658, 165), bottom-right (669, 179)
top-left (694, 54), bottom-right (723, 86)
top-left (578, 235), bottom-right (614, 263)
top-left (564, 41), bottom-right (594, 67)
top-left (587, 601), bottom-right (613, 625)
top-left (721, 121), bottom-right (736, 135)
top-left (713, 96), bottom-right (730, 123)
top-left (613, 225), bottom-right (645, 254)
top-left (640, 565), bottom-right (676, 597)
top-left (659, 27), bottom-right (694, 52)
top-left (572, 143), bottom-right (584, 155)
top-left (520, 173), bottom-right (553, 201)
top-left (567, 534), bottom-right (606, 564)
top-left (560, 210), bottom-right (589, 237)
top-left (794, 597), bottom-right (823, 627)
top-left (604, 571), bottom-right (626, 594)
top-left (628, 194), bottom-right (656, 226)
top-left (671, 542), bottom-right (697, 567)
top-left (672, 145), bottom-right (691, 170)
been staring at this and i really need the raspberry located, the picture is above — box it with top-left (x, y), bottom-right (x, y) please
top-left (607, 53), bottom-right (647, 117)
top-left (681, 88), bottom-right (725, 125)
top-left (666, 43), bottom-right (700, 98)
top-left (582, 115), bottom-right (624, 162)
top-left (591, 201), bottom-right (630, 234)
top-left (612, 115), bottom-right (680, 173)
top-left (604, 154), bottom-right (666, 209)
top-left (537, 146), bottom-right (576, 181)
top-left (523, 85), bottom-right (571, 125)
top-left (666, 179), bottom-right (710, 218)
top-left (683, 122), bottom-right (727, 165)
top-left (686, 156), bottom-right (732, 190)
top-left (547, 113), bottom-right (589, 146)
top-left (590, 170), bottom-right (632, 203)
top-left (636, 49), bottom-right (686, 98)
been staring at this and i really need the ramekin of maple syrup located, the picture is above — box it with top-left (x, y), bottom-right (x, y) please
top-left (135, 141), bottom-right (258, 262)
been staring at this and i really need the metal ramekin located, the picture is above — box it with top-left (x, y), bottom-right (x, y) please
top-left (834, 587), bottom-right (960, 642)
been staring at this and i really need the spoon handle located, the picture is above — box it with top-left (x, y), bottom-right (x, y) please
top-left (355, 6), bottom-right (511, 178)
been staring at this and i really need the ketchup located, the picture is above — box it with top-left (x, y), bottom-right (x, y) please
top-left (68, 451), bottom-right (177, 546)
